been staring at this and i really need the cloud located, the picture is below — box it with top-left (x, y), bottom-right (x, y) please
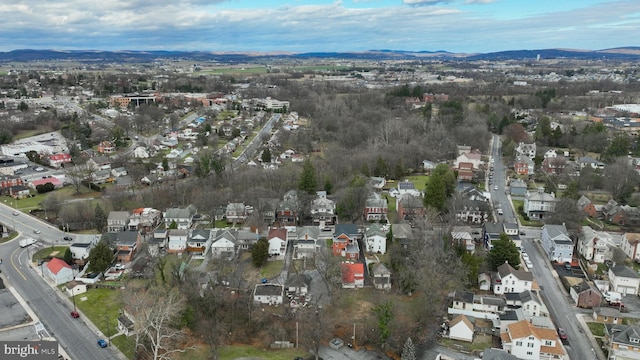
top-left (465, 0), bottom-right (495, 4)
top-left (402, 0), bottom-right (453, 6)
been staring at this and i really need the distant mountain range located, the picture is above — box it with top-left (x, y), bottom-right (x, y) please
top-left (1, 48), bottom-right (640, 63)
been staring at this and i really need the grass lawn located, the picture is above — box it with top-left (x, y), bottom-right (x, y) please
top-left (31, 246), bottom-right (69, 262)
top-left (405, 175), bottom-right (429, 191)
top-left (587, 322), bottom-right (605, 337)
top-left (215, 345), bottom-right (308, 360)
top-left (440, 334), bottom-right (492, 352)
top-left (383, 194), bottom-right (396, 223)
top-left (511, 199), bottom-right (543, 227)
top-left (261, 260), bottom-right (284, 279)
top-left (74, 288), bottom-right (123, 336)
top-left (110, 335), bottom-right (136, 359)
top-left (0, 231), bottom-right (18, 244)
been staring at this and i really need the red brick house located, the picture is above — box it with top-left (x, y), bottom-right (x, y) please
top-left (457, 162), bottom-right (474, 182)
top-left (397, 195), bottom-right (426, 221)
top-left (48, 153), bottom-right (72, 168)
top-left (571, 281), bottom-right (602, 309)
top-left (541, 156), bottom-right (567, 175)
top-left (97, 141), bottom-right (116, 154)
top-left (577, 195), bottom-right (597, 218)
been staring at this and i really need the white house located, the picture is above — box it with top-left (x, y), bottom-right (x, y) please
top-left (608, 264), bottom-right (640, 295)
top-left (65, 281), bottom-right (87, 297)
top-left (501, 320), bottom-right (565, 360)
top-left (364, 224), bottom-right (387, 254)
top-left (449, 314), bottom-right (474, 342)
top-left (167, 229), bottom-right (188, 253)
top-left (423, 160), bottom-right (437, 172)
top-left (541, 224), bottom-right (573, 263)
top-left (45, 258), bottom-right (74, 285)
top-left (451, 226), bottom-right (475, 253)
top-left (294, 226), bottom-right (319, 259)
top-left (504, 291), bottom-right (547, 317)
top-left (310, 191), bottom-right (336, 225)
top-left (210, 229), bottom-right (237, 259)
top-left (70, 240), bottom-right (97, 263)
top-left (493, 262), bottom-right (533, 295)
top-left (515, 142), bottom-right (536, 159)
top-left (253, 284), bottom-right (284, 305)
top-left (621, 233), bottom-right (640, 262)
top-left (578, 226), bottom-right (610, 263)
top-left (454, 152), bottom-right (484, 170)
top-left (164, 205), bottom-right (197, 229)
top-left (524, 188), bottom-right (557, 220)
top-left (268, 228), bottom-right (287, 258)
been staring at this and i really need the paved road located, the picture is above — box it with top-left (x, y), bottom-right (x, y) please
top-left (489, 135), bottom-right (516, 224)
top-left (0, 204), bottom-right (124, 360)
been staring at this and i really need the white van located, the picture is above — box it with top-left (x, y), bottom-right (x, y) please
top-left (497, 209), bottom-right (504, 215)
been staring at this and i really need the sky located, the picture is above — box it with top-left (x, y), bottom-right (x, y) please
top-left (0, 0), bottom-right (638, 53)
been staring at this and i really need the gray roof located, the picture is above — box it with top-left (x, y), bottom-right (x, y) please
top-left (254, 284), bottom-right (283, 296)
top-left (610, 264), bottom-right (640, 279)
top-left (452, 290), bottom-right (474, 304)
top-left (391, 223), bottom-right (412, 240)
top-left (165, 205), bottom-right (197, 219)
top-left (482, 348), bottom-right (519, 360)
top-left (497, 262), bottom-right (533, 281)
top-left (286, 274), bottom-right (311, 288)
top-left (108, 211), bottom-right (130, 222)
top-left (372, 263), bottom-right (391, 276)
top-left (335, 224), bottom-right (358, 238)
top-left (605, 324), bottom-right (640, 347)
top-left (485, 222), bottom-right (503, 235)
top-left (510, 179), bottom-right (527, 188)
top-left (365, 224), bottom-right (386, 237)
top-left (190, 229), bottom-right (210, 240)
top-left (104, 231), bottom-right (138, 246)
top-left (544, 224), bottom-right (572, 244)
top-left (577, 195), bottom-right (592, 209)
top-left (297, 226), bottom-right (319, 240)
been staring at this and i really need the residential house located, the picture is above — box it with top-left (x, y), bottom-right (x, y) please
top-left (105, 231), bottom-right (141, 262)
top-left (570, 281), bottom-right (602, 309)
top-left (226, 202), bottom-right (248, 224)
top-left (364, 192), bottom-right (388, 222)
top-left (48, 153), bottom-right (72, 168)
top-left (107, 211), bottom-right (130, 232)
top-left (310, 191), bottom-right (336, 225)
top-left (111, 166), bottom-right (128, 178)
top-left (621, 233), bottom-right (640, 262)
top-left (608, 264), bottom-right (640, 295)
top-left (524, 188), bottom-right (557, 220)
top-left (253, 284), bottom-right (284, 305)
top-left (128, 207), bottom-right (163, 232)
top-left (371, 263), bottom-right (391, 290)
top-left (600, 201), bottom-right (640, 226)
top-left (457, 162), bottom-right (474, 182)
top-left (422, 160), bottom-right (437, 172)
top-left (455, 187), bottom-right (490, 224)
top-left (541, 224), bottom-right (573, 263)
top-left (481, 349), bottom-right (519, 360)
top-left (210, 229), bottom-right (237, 259)
top-left (164, 205), bottom-right (197, 229)
top-left (451, 226), bottom-right (475, 253)
top-left (493, 262), bottom-right (534, 295)
top-left (397, 194), bottom-right (426, 222)
top-left (70, 238), bottom-right (98, 265)
top-left (577, 195), bottom-right (598, 218)
top-left (504, 291), bottom-right (547, 317)
top-left (257, 198), bottom-right (280, 225)
top-left (392, 223), bottom-right (413, 249)
top-left (515, 142), bottom-right (536, 159)
top-left (45, 258), bottom-right (74, 285)
top-left (605, 324), bottom-right (640, 360)
top-left (140, 173), bottom-right (159, 186)
top-left (578, 226), bottom-right (610, 263)
top-left (397, 180), bottom-right (422, 197)
top-left (276, 190), bottom-right (299, 226)
top-left (115, 175), bottom-right (133, 190)
top-left (541, 155), bottom-right (567, 175)
top-left (167, 229), bottom-right (188, 254)
top-left (364, 224), bottom-right (387, 254)
top-left (341, 262), bottom-right (365, 289)
top-left (332, 224), bottom-right (360, 257)
top-left (88, 155), bottom-right (111, 171)
top-left (92, 169), bottom-right (112, 184)
top-left (500, 320), bottom-right (565, 360)
top-left (544, 149), bottom-right (557, 159)
top-left (449, 314), bottom-right (474, 342)
top-left (593, 307), bottom-right (624, 325)
top-left (455, 151), bottom-right (484, 170)
top-left (503, 223), bottom-right (521, 249)
top-left (97, 140), bottom-right (116, 154)
top-left (268, 228), bottom-right (287, 258)
top-left (369, 176), bottom-right (386, 190)
top-left (286, 274), bottom-right (311, 296)
top-left (509, 179), bottom-right (527, 197)
top-left (578, 156), bottom-right (605, 170)
top-left (457, 145), bottom-right (472, 156)
top-left (187, 229), bottom-right (210, 258)
top-left (117, 311), bottom-right (135, 337)
top-left (294, 226), bottom-right (319, 259)
top-left (514, 156), bottom-right (534, 176)
top-left (484, 222), bottom-right (503, 250)
top-left (478, 273), bottom-right (492, 291)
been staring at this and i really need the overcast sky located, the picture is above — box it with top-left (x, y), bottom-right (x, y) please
top-left (0, 0), bottom-right (637, 53)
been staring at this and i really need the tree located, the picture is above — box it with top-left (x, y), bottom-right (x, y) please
top-left (94, 204), bottom-right (107, 233)
top-left (487, 233), bottom-right (520, 270)
top-left (261, 148), bottom-right (271, 163)
top-left (424, 164), bottom-right (455, 211)
top-left (251, 238), bottom-right (269, 267)
top-left (63, 248), bottom-right (73, 265)
top-left (603, 157), bottom-right (639, 203)
top-left (372, 300), bottom-right (393, 347)
top-left (401, 338), bottom-right (416, 360)
top-left (546, 198), bottom-right (586, 235)
top-left (87, 239), bottom-right (114, 274)
top-left (298, 158), bottom-right (317, 194)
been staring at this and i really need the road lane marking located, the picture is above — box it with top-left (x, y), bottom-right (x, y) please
top-left (10, 246), bottom-right (27, 281)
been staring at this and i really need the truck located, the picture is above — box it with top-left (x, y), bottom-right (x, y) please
top-left (19, 238), bottom-right (37, 248)
top-left (604, 291), bottom-right (622, 303)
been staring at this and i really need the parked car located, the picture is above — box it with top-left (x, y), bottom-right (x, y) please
top-left (557, 328), bottom-right (568, 340)
top-left (70, 310), bottom-right (80, 318)
top-left (97, 339), bottom-right (107, 348)
top-left (33, 229), bottom-right (41, 234)
top-left (493, 185), bottom-right (499, 191)
top-left (564, 262), bottom-right (572, 270)
top-left (63, 236), bottom-right (72, 241)
top-left (12, 211), bottom-right (18, 216)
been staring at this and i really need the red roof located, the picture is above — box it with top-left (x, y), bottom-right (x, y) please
top-left (268, 228), bottom-right (287, 241)
top-left (47, 258), bottom-right (71, 275)
top-left (31, 178), bottom-right (62, 187)
top-left (49, 153), bottom-right (71, 161)
top-left (341, 262), bottom-right (364, 284)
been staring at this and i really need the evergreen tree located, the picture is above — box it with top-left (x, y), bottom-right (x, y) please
top-left (94, 204), bottom-right (107, 233)
top-left (87, 239), bottom-right (114, 274)
top-left (251, 238), bottom-right (269, 267)
top-left (401, 338), bottom-right (416, 360)
top-left (424, 164), bottom-right (456, 211)
top-left (324, 177), bottom-right (333, 194)
top-left (487, 233), bottom-right (520, 270)
top-left (298, 158), bottom-right (317, 194)
top-left (261, 148), bottom-right (272, 163)
top-left (63, 248), bottom-right (73, 265)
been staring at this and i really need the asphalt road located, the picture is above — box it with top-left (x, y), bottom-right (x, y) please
top-left (490, 134), bottom-right (599, 360)
top-left (0, 204), bottom-right (123, 360)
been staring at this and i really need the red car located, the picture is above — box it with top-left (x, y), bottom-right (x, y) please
top-left (557, 328), bottom-right (568, 340)
top-left (70, 311), bottom-right (80, 318)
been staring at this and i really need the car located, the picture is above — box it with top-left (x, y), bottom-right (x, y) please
top-left (522, 253), bottom-right (529, 260)
top-left (97, 339), bottom-right (107, 348)
top-left (497, 209), bottom-right (504, 215)
top-left (34, 167), bottom-right (44, 172)
top-left (33, 229), bottom-right (41, 234)
top-left (70, 310), bottom-right (80, 318)
top-left (557, 328), bottom-right (568, 340)
top-left (564, 262), bottom-right (572, 270)
top-left (608, 301), bottom-right (625, 308)
top-left (494, 185), bottom-right (499, 191)
top-left (525, 260), bottom-right (533, 268)
top-left (63, 236), bottom-right (72, 241)
top-left (12, 211), bottom-right (18, 216)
